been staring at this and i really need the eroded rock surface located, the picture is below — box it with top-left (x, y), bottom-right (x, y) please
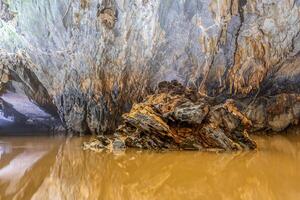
top-left (84, 81), bottom-right (257, 151)
top-left (84, 81), bottom-right (300, 151)
top-left (0, 0), bottom-right (300, 136)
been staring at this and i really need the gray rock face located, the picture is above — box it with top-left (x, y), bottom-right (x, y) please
top-left (0, 0), bottom-right (300, 134)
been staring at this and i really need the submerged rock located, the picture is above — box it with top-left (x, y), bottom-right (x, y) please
top-left (84, 81), bottom-right (257, 152)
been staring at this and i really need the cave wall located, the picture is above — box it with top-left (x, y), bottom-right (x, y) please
top-left (1, 0), bottom-right (300, 134)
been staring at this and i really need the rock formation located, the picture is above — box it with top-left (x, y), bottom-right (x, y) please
top-left (0, 0), bottom-right (299, 140)
top-left (84, 81), bottom-right (258, 151)
top-left (83, 81), bottom-right (299, 151)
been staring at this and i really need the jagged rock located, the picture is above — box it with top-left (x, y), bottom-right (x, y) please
top-left (84, 81), bottom-right (257, 151)
top-left (169, 101), bottom-right (209, 125)
top-left (246, 94), bottom-right (300, 132)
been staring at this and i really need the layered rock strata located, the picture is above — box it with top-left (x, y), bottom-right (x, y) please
top-left (84, 81), bottom-right (299, 151)
top-left (83, 81), bottom-right (255, 151)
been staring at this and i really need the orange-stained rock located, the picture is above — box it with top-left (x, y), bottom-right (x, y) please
top-left (84, 81), bottom-right (257, 151)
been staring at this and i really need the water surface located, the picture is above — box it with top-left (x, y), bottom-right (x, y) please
top-left (0, 134), bottom-right (300, 200)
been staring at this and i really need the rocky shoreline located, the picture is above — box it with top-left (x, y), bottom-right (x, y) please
top-left (83, 81), bottom-right (300, 152)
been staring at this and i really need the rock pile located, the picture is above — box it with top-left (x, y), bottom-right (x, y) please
top-left (84, 81), bottom-right (257, 152)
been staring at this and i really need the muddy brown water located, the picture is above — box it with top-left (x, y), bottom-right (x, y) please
top-left (0, 134), bottom-right (300, 200)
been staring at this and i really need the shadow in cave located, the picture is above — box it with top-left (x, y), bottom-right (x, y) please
top-left (0, 91), bottom-right (63, 136)
top-left (0, 123), bottom-right (57, 136)
top-left (0, 51), bottom-right (64, 136)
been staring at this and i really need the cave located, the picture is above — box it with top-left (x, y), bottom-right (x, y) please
top-left (1, 0), bottom-right (300, 199)
top-left (0, 51), bottom-right (62, 135)
top-left (0, 88), bottom-right (61, 135)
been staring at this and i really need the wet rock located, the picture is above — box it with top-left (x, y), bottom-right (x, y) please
top-left (84, 81), bottom-right (300, 152)
top-left (112, 139), bottom-right (125, 151)
top-left (84, 81), bottom-right (257, 152)
top-left (83, 135), bottom-right (112, 152)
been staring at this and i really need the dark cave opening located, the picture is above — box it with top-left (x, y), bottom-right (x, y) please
top-left (0, 50), bottom-right (64, 135)
top-left (0, 82), bottom-right (63, 136)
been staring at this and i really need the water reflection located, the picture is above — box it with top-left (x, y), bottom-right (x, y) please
top-left (0, 142), bottom-right (11, 159)
top-left (0, 134), bottom-right (300, 200)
